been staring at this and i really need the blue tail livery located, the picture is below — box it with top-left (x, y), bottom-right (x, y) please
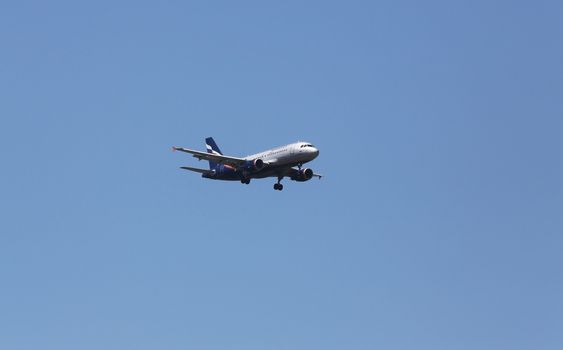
top-left (205, 137), bottom-right (223, 169)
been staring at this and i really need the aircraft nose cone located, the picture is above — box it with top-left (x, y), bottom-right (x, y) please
top-left (311, 147), bottom-right (319, 158)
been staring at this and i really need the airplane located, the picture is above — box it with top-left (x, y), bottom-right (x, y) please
top-left (173, 137), bottom-right (321, 191)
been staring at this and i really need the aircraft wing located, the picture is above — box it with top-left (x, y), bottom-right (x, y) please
top-left (172, 146), bottom-right (247, 167)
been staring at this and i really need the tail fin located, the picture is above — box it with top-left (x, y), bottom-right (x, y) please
top-left (205, 137), bottom-right (223, 169)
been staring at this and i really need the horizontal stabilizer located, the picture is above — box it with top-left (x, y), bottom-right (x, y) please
top-left (180, 166), bottom-right (215, 176)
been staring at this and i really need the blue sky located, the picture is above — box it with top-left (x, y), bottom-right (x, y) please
top-left (1, 1), bottom-right (562, 349)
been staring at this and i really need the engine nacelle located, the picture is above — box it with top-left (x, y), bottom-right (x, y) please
top-left (243, 158), bottom-right (264, 171)
top-left (291, 168), bottom-right (314, 182)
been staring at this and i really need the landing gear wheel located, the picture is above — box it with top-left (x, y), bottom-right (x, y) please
top-left (274, 176), bottom-right (284, 191)
top-left (241, 179), bottom-right (250, 184)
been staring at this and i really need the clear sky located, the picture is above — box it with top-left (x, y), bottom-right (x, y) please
top-left (1, 1), bottom-right (562, 349)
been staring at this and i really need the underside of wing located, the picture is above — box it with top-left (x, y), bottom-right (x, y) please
top-left (173, 147), bottom-right (246, 167)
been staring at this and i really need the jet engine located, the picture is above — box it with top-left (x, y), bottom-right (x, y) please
top-left (291, 168), bottom-right (314, 182)
top-left (243, 158), bottom-right (265, 171)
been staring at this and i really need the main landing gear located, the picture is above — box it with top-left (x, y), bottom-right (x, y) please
top-left (240, 179), bottom-right (250, 184)
top-left (273, 176), bottom-right (284, 191)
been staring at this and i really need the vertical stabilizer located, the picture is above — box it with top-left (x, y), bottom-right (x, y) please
top-left (205, 137), bottom-right (223, 169)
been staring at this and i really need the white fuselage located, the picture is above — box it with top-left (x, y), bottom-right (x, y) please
top-left (245, 141), bottom-right (319, 167)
